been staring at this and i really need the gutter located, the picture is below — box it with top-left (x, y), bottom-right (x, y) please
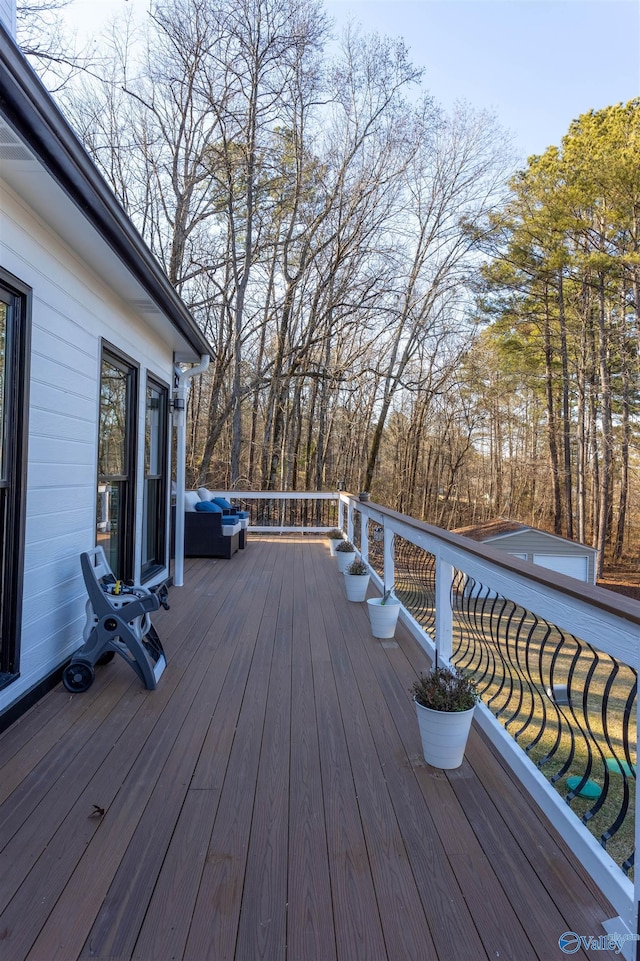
top-left (173, 356), bottom-right (210, 586)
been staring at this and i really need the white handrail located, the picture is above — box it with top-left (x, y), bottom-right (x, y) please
top-left (207, 490), bottom-right (340, 534)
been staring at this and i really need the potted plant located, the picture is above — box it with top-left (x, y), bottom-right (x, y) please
top-left (327, 529), bottom-right (344, 556)
top-left (343, 557), bottom-right (370, 601)
top-left (410, 662), bottom-right (479, 769)
top-left (367, 586), bottom-right (401, 638)
top-left (335, 539), bottom-right (357, 572)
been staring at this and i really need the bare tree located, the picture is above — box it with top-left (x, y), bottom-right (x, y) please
top-left (17, 0), bottom-right (98, 89)
top-left (362, 102), bottom-right (512, 492)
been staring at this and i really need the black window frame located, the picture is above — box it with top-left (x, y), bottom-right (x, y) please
top-left (96, 343), bottom-right (138, 583)
top-left (0, 268), bottom-right (31, 689)
top-left (141, 373), bottom-right (169, 582)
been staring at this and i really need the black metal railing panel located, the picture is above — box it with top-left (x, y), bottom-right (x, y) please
top-left (393, 535), bottom-right (437, 634)
top-left (229, 496), bottom-right (339, 529)
top-left (452, 573), bottom-right (637, 875)
top-left (352, 511), bottom-right (362, 552)
top-left (367, 526), bottom-right (385, 582)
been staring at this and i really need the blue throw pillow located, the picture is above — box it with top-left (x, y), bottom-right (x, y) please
top-left (195, 501), bottom-right (222, 513)
top-left (212, 497), bottom-right (233, 510)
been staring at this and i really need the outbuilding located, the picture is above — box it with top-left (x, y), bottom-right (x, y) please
top-left (454, 519), bottom-right (598, 585)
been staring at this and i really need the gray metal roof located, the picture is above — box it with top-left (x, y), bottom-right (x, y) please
top-left (453, 519), bottom-right (528, 542)
top-left (453, 517), bottom-right (597, 553)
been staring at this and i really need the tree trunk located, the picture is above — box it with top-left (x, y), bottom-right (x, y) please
top-left (557, 269), bottom-right (573, 538)
top-left (595, 273), bottom-right (612, 577)
top-left (542, 289), bottom-right (562, 534)
top-left (576, 308), bottom-right (588, 545)
top-left (614, 283), bottom-right (631, 560)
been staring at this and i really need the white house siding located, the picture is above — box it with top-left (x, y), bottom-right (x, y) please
top-left (1, 181), bottom-right (175, 714)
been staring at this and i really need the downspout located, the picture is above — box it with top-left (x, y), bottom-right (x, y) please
top-left (173, 355), bottom-right (209, 587)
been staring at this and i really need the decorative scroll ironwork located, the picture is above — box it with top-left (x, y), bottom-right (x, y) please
top-left (454, 574), bottom-right (637, 875)
top-left (367, 534), bottom-right (437, 631)
top-left (367, 529), bottom-right (385, 582)
top-left (394, 536), bottom-right (437, 634)
top-left (352, 510), bottom-right (362, 553)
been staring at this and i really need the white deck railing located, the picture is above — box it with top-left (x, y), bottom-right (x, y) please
top-left (207, 491), bottom-right (339, 532)
top-left (212, 490), bottom-right (640, 952)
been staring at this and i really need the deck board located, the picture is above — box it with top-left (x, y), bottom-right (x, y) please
top-left (318, 555), bottom-right (489, 961)
top-left (0, 673), bottom-right (119, 788)
top-left (0, 535), bottom-right (619, 961)
top-left (183, 541), bottom-right (286, 961)
top-left (348, 612), bottom-right (539, 959)
top-left (24, 618), bottom-right (223, 961)
top-left (234, 540), bottom-right (295, 961)
top-left (287, 546), bottom-right (337, 961)
top-left (307, 554), bottom-right (389, 961)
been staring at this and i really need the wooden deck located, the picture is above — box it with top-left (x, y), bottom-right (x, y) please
top-left (0, 535), bottom-right (617, 961)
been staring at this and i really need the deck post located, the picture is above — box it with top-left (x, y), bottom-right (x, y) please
top-left (361, 511), bottom-right (369, 564)
top-left (435, 558), bottom-right (454, 663)
top-left (347, 501), bottom-right (354, 543)
top-left (338, 495), bottom-right (344, 532)
top-left (383, 525), bottom-right (395, 594)
top-left (608, 646), bottom-right (640, 956)
top-left (173, 357), bottom-right (209, 586)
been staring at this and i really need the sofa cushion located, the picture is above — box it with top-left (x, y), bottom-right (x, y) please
top-left (184, 491), bottom-right (201, 512)
top-left (212, 496), bottom-right (233, 511)
top-left (221, 521), bottom-right (241, 536)
top-left (195, 500), bottom-right (223, 513)
top-left (197, 487), bottom-right (213, 501)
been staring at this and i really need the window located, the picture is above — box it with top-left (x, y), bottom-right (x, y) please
top-left (0, 270), bottom-right (31, 686)
top-left (141, 376), bottom-right (168, 579)
top-left (97, 347), bottom-right (137, 582)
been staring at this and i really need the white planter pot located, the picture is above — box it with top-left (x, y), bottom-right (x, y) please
top-left (328, 538), bottom-right (342, 556)
top-left (414, 698), bottom-right (475, 769)
top-left (343, 572), bottom-right (370, 602)
top-left (366, 597), bottom-right (401, 638)
top-left (335, 550), bottom-right (356, 572)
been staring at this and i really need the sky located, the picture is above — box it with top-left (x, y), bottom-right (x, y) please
top-left (62, 0), bottom-right (640, 163)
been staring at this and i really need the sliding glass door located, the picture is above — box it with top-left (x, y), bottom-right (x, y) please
top-left (97, 347), bottom-right (137, 582)
top-left (141, 376), bottom-right (168, 580)
top-left (0, 270), bottom-right (30, 685)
